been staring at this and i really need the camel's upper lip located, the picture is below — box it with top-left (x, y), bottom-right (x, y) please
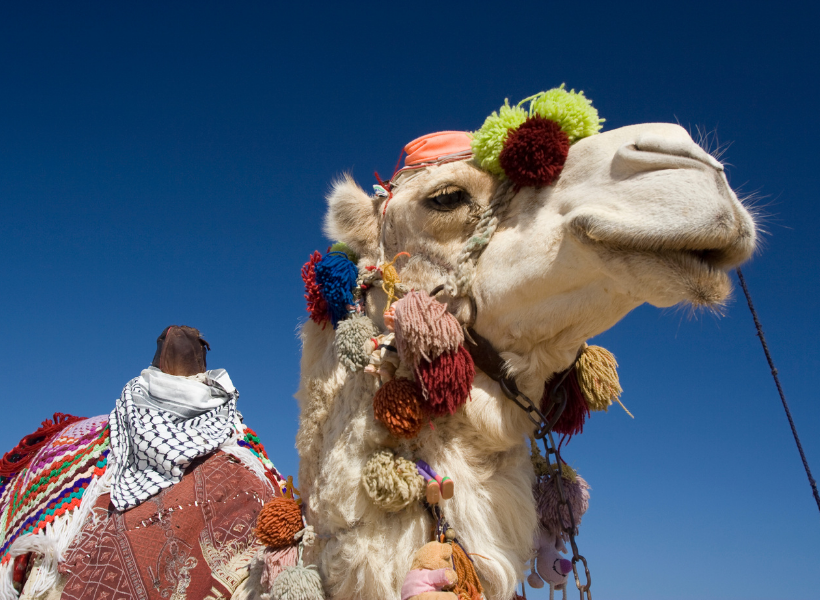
top-left (566, 211), bottom-right (755, 271)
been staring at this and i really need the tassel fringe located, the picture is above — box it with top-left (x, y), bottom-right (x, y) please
top-left (575, 345), bottom-right (633, 417)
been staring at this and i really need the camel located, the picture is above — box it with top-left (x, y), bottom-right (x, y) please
top-left (0, 99), bottom-right (756, 600)
top-left (292, 122), bottom-right (756, 600)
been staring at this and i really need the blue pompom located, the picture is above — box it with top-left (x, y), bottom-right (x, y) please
top-left (314, 252), bottom-right (358, 327)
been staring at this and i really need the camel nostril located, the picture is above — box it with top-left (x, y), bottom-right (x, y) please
top-left (633, 132), bottom-right (724, 171)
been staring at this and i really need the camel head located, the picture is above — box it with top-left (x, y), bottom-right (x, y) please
top-left (325, 101), bottom-right (756, 395)
top-left (302, 89), bottom-right (758, 600)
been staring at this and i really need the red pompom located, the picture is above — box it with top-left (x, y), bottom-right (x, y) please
top-left (499, 116), bottom-right (569, 188)
top-left (541, 367), bottom-right (589, 438)
top-left (301, 251), bottom-right (330, 326)
top-left (415, 346), bottom-right (475, 417)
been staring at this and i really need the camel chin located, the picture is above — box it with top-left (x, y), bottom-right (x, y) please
top-left (298, 121), bottom-right (757, 600)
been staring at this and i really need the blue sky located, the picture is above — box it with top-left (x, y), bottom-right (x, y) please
top-left (1, 2), bottom-right (818, 598)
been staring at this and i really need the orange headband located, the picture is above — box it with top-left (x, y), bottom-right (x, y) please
top-left (403, 131), bottom-right (473, 166)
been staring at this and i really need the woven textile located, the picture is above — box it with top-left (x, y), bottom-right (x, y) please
top-left (108, 367), bottom-right (239, 510)
top-left (0, 415), bottom-right (109, 564)
top-left (0, 414), bottom-right (282, 567)
top-left (238, 426), bottom-right (284, 482)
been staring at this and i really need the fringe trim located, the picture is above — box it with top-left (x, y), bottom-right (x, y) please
top-left (0, 468), bottom-right (112, 600)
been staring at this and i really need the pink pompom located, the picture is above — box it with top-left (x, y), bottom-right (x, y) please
top-left (534, 469), bottom-right (590, 537)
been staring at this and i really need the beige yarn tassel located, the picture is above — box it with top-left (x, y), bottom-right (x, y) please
top-left (575, 345), bottom-right (633, 418)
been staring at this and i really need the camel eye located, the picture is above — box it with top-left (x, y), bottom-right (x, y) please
top-left (426, 187), bottom-right (470, 212)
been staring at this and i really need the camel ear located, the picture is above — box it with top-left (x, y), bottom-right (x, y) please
top-left (324, 175), bottom-right (381, 259)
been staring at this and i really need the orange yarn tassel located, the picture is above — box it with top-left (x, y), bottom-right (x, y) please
top-left (451, 543), bottom-right (483, 600)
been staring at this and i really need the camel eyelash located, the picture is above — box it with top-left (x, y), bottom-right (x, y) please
top-left (426, 186), bottom-right (471, 212)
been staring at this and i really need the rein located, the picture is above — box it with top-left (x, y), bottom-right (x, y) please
top-left (460, 327), bottom-right (592, 599)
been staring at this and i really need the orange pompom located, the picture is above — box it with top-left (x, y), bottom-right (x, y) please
top-left (255, 497), bottom-right (303, 548)
top-left (373, 378), bottom-right (426, 439)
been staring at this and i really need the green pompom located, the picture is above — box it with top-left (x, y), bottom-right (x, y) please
top-left (471, 100), bottom-right (528, 177)
top-left (330, 241), bottom-right (359, 264)
top-left (529, 84), bottom-right (604, 143)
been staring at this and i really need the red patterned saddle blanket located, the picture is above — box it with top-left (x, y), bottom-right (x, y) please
top-left (59, 450), bottom-right (277, 600)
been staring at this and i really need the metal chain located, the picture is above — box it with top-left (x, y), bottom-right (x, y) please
top-left (499, 375), bottom-right (592, 599)
top-left (543, 430), bottom-right (592, 600)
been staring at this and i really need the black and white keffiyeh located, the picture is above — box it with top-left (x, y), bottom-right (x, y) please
top-left (108, 366), bottom-right (239, 510)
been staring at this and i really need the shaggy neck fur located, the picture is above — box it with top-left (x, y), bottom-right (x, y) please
top-left (296, 320), bottom-right (539, 600)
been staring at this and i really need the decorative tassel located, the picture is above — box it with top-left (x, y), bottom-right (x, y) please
top-left (372, 379), bottom-right (426, 439)
top-left (575, 345), bottom-right (633, 417)
top-left (415, 347), bottom-right (475, 417)
top-left (335, 315), bottom-right (379, 371)
top-left (270, 562), bottom-right (324, 600)
top-left (361, 450), bottom-right (424, 512)
top-left (534, 464), bottom-right (590, 538)
top-left (542, 370), bottom-right (589, 437)
top-left (392, 291), bottom-right (463, 365)
top-left (260, 545), bottom-right (299, 589)
top-left (499, 116), bottom-right (569, 188)
top-left (329, 241), bottom-right (359, 264)
top-left (381, 252), bottom-right (409, 311)
top-left (314, 252), bottom-right (358, 328)
top-left (301, 251), bottom-right (330, 326)
top-left (255, 497), bottom-right (304, 549)
top-left (271, 526), bottom-right (324, 600)
top-left (451, 542), bottom-right (484, 600)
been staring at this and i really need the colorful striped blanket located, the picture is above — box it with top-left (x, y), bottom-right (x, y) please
top-left (0, 415), bottom-right (282, 567)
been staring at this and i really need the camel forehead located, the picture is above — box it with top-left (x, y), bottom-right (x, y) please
top-left (390, 123), bottom-right (701, 201)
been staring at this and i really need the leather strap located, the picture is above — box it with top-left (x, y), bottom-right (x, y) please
top-left (463, 327), bottom-right (524, 400)
top-left (464, 326), bottom-right (575, 437)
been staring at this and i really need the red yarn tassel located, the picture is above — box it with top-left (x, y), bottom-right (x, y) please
top-left (499, 116), bottom-right (569, 188)
top-left (301, 251), bottom-right (330, 326)
top-left (415, 346), bottom-right (475, 417)
top-left (542, 368), bottom-right (589, 438)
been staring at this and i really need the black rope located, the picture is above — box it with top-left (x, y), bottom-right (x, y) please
top-left (735, 267), bottom-right (820, 515)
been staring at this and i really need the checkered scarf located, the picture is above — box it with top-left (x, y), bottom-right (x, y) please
top-left (108, 366), bottom-right (239, 510)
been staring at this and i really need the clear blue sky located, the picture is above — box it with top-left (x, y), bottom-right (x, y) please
top-left (1, 2), bottom-right (817, 599)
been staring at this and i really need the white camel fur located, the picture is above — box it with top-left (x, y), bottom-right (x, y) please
top-left (293, 123), bottom-right (756, 600)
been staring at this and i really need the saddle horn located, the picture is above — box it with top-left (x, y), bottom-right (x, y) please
top-left (151, 325), bottom-right (210, 376)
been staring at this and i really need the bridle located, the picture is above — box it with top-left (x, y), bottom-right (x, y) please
top-left (377, 160), bottom-right (593, 599)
